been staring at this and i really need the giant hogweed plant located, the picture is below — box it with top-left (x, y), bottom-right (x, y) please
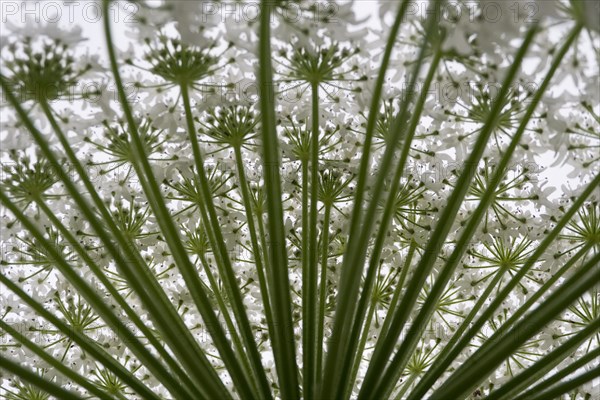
top-left (0, 0), bottom-right (598, 399)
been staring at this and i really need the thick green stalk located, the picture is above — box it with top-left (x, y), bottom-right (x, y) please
top-left (258, 1), bottom-right (300, 398)
top-left (512, 347), bottom-right (600, 400)
top-left (402, 24), bottom-right (584, 400)
top-left (305, 81), bottom-right (321, 396)
top-left (35, 198), bottom-right (204, 398)
top-left (0, 356), bottom-right (83, 400)
top-left (321, 3), bottom-right (441, 396)
top-left (0, 273), bottom-right (160, 400)
top-left (180, 84), bottom-right (271, 399)
top-left (103, 2), bottom-right (259, 396)
top-left (37, 97), bottom-right (228, 400)
top-left (0, 320), bottom-right (115, 400)
top-left (233, 144), bottom-right (275, 351)
top-left (428, 251), bottom-right (600, 399)
top-left (514, 366), bottom-right (600, 400)
top-left (338, 40), bottom-right (442, 399)
top-left (315, 202), bottom-right (332, 383)
top-left (358, 26), bottom-right (538, 399)
top-left (0, 191), bottom-right (178, 400)
top-left (408, 171), bottom-right (600, 398)
top-left (379, 241), bottom-right (416, 339)
top-left (487, 318), bottom-right (600, 400)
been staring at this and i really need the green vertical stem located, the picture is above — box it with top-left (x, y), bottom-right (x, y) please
top-left (380, 241), bottom-right (416, 339)
top-left (197, 251), bottom-right (255, 390)
top-left (258, 1), bottom-right (300, 398)
top-left (305, 81), bottom-right (321, 397)
top-left (321, 3), bottom-right (441, 396)
top-left (315, 202), bottom-right (332, 384)
top-left (301, 156), bottom-right (311, 396)
top-left (180, 84), bottom-right (271, 399)
top-left (345, 299), bottom-right (377, 400)
top-left (233, 144), bottom-right (276, 349)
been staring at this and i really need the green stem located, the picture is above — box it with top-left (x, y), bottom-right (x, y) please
top-left (380, 241), bottom-right (416, 339)
top-left (35, 198), bottom-right (204, 399)
top-left (301, 156), bottom-right (311, 396)
top-left (180, 83), bottom-right (271, 399)
top-left (320, 0), bottom-right (410, 398)
top-left (36, 97), bottom-right (223, 400)
top-left (429, 251), bottom-right (600, 399)
top-left (304, 81), bottom-right (321, 397)
top-left (512, 346), bottom-right (600, 400)
top-left (0, 192), bottom-right (169, 400)
top-left (0, 320), bottom-right (115, 400)
top-left (315, 202), bottom-right (332, 383)
top-left (0, 356), bottom-right (83, 400)
top-left (513, 364), bottom-right (600, 400)
top-left (258, 1), bottom-right (300, 397)
top-left (359, 25), bottom-right (539, 400)
top-left (406, 24), bottom-right (587, 399)
top-left (233, 144), bottom-right (276, 350)
top-left (0, 273), bottom-right (159, 400)
top-left (487, 317), bottom-right (600, 400)
top-left (394, 373), bottom-right (418, 400)
top-left (198, 251), bottom-right (255, 388)
top-left (345, 299), bottom-right (377, 400)
top-left (338, 38), bottom-right (442, 399)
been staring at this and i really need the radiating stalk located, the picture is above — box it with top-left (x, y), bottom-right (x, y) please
top-left (428, 251), bottom-right (600, 399)
top-left (0, 320), bottom-right (115, 400)
top-left (198, 250), bottom-right (255, 387)
top-left (337, 37), bottom-right (442, 398)
top-left (0, 190), bottom-right (184, 400)
top-left (103, 1), bottom-right (263, 395)
top-left (0, 273), bottom-right (160, 400)
top-left (321, 3), bottom-right (441, 397)
top-left (379, 241), bottom-right (416, 339)
top-left (35, 198), bottom-right (205, 399)
top-left (36, 94), bottom-right (230, 399)
top-left (512, 347), bottom-right (600, 400)
top-left (315, 202), bottom-right (332, 383)
top-left (305, 81), bottom-right (321, 396)
top-left (518, 368), bottom-right (600, 400)
top-left (0, 356), bottom-right (82, 400)
top-left (406, 24), bottom-right (588, 399)
top-left (258, 1), bottom-right (300, 397)
top-left (233, 144), bottom-right (275, 350)
top-left (487, 318), bottom-right (600, 400)
top-left (345, 299), bottom-right (377, 400)
top-left (180, 84), bottom-right (272, 398)
top-left (359, 26), bottom-right (538, 399)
